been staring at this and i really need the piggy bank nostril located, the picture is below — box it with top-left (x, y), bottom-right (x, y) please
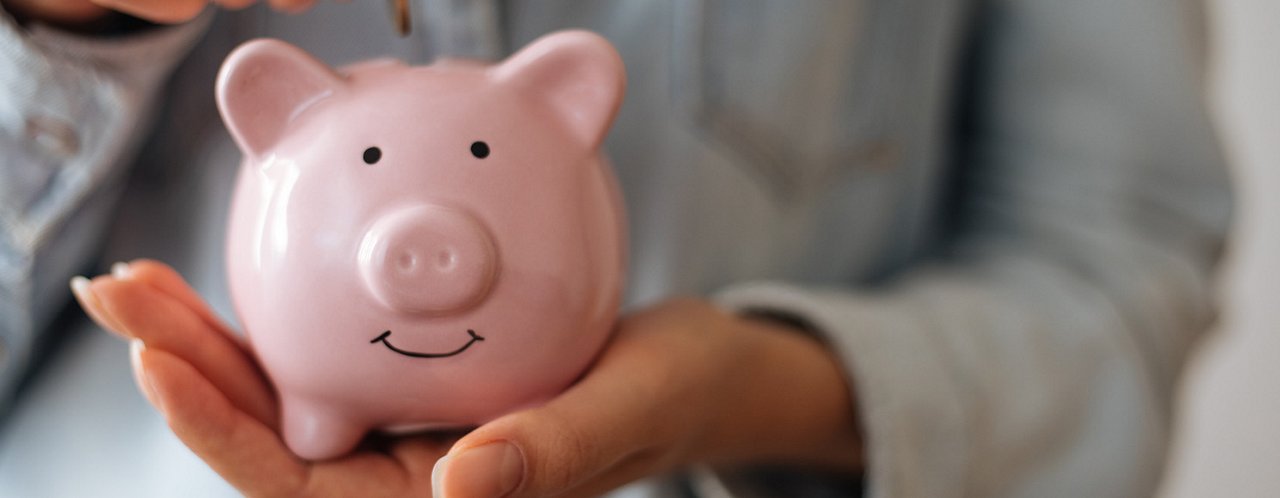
top-left (358, 206), bottom-right (498, 314)
top-left (436, 250), bottom-right (457, 271)
top-left (395, 252), bottom-right (417, 272)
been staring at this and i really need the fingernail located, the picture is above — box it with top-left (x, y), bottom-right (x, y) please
top-left (70, 276), bottom-right (92, 301)
top-left (431, 454), bottom-right (451, 497)
top-left (129, 340), bottom-right (159, 403)
top-left (70, 275), bottom-right (128, 336)
top-left (111, 261), bottom-right (131, 280)
top-left (433, 442), bottom-right (524, 498)
top-left (70, 275), bottom-right (102, 320)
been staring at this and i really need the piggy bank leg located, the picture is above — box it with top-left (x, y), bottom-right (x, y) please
top-left (280, 397), bottom-right (367, 460)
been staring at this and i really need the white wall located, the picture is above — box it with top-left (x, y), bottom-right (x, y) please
top-left (1160, 1), bottom-right (1280, 496)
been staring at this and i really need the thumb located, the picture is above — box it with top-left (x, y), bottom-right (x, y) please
top-left (432, 362), bottom-right (684, 497)
top-left (432, 408), bottom-right (659, 498)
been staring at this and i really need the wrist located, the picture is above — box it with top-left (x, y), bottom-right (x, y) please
top-left (698, 309), bottom-right (863, 471)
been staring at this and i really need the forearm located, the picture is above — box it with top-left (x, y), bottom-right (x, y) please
top-left (713, 233), bottom-right (1224, 497)
top-left (706, 2), bottom-right (1230, 493)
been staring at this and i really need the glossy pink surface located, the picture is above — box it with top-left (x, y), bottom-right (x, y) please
top-left (218, 31), bottom-right (626, 460)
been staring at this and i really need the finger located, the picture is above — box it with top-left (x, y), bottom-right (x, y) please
top-left (71, 275), bottom-right (128, 337)
top-left (213, 0), bottom-right (257, 9)
top-left (276, 431), bottom-right (461, 497)
top-left (138, 347), bottom-right (309, 497)
top-left (118, 260), bottom-right (243, 345)
top-left (129, 339), bottom-right (159, 405)
top-left (383, 430), bottom-right (466, 480)
top-left (90, 0), bottom-right (208, 23)
top-left (389, 437), bottom-right (456, 479)
top-left (555, 456), bottom-right (672, 498)
top-left (435, 341), bottom-right (686, 498)
top-left (267, 0), bottom-right (314, 14)
top-left (91, 277), bottom-right (279, 428)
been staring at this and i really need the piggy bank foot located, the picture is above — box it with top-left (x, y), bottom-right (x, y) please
top-left (280, 397), bottom-right (367, 460)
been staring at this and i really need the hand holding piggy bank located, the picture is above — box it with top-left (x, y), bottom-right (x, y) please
top-left (219, 31), bottom-right (627, 460)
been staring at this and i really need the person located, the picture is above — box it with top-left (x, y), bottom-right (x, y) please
top-left (0, 1), bottom-right (1232, 497)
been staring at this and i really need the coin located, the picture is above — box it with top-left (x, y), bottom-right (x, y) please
top-left (389, 0), bottom-right (411, 36)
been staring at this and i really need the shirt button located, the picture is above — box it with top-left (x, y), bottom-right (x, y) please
top-left (25, 115), bottom-right (81, 159)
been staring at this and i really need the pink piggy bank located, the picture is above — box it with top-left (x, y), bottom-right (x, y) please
top-left (218, 31), bottom-right (627, 460)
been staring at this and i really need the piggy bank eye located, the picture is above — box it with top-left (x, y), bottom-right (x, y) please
top-left (470, 141), bottom-right (490, 159)
top-left (363, 147), bottom-right (382, 165)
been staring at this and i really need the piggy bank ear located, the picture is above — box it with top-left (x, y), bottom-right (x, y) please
top-left (217, 39), bottom-right (342, 158)
top-left (492, 31), bottom-right (625, 149)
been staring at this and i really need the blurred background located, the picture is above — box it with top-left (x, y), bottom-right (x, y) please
top-left (1159, 0), bottom-right (1280, 496)
top-left (0, 0), bottom-right (1273, 496)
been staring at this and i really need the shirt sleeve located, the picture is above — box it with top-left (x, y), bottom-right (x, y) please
top-left (0, 9), bottom-right (209, 407)
top-left (710, 0), bottom-right (1230, 496)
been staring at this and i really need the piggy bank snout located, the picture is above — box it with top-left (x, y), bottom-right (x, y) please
top-left (358, 206), bottom-right (498, 314)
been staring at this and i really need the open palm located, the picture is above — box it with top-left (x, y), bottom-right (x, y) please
top-left (74, 260), bottom-right (455, 496)
top-left (72, 260), bottom-right (861, 498)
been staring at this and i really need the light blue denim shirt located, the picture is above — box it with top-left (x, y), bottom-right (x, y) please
top-left (0, 1), bottom-right (1231, 497)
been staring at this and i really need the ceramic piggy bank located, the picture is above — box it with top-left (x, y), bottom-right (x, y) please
top-left (218, 31), bottom-right (626, 460)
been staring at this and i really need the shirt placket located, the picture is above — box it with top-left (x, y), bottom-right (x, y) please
top-left (419, 0), bottom-right (505, 60)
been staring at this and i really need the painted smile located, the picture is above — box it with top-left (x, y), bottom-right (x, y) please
top-left (370, 329), bottom-right (484, 358)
